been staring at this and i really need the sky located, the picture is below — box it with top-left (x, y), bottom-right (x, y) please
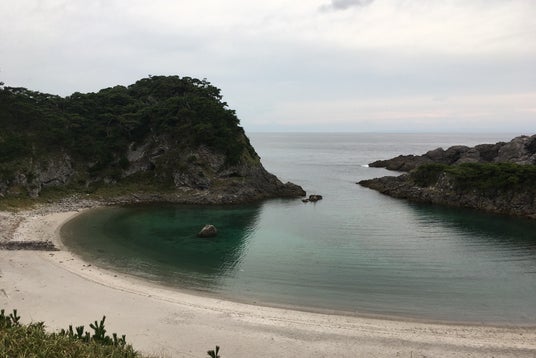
top-left (0, 0), bottom-right (535, 133)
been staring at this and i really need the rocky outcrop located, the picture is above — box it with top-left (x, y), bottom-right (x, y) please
top-left (0, 76), bottom-right (306, 205)
top-left (369, 135), bottom-right (536, 172)
top-left (0, 136), bottom-right (305, 204)
top-left (197, 224), bottom-right (218, 238)
top-left (0, 153), bottom-right (75, 198)
top-left (308, 194), bottom-right (323, 202)
top-left (359, 172), bottom-right (536, 219)
top-left (360, 134), bottom-right (536, 219)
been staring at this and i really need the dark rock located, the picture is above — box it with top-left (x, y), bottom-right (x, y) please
top-left (442, 145), bottom-right (470, 164)
top-left (308, 194), bottom-right (323, 202)
top-left (369, 135), bottom-right (536, 172)
top-left (474, 143), bottom-right (502, 162)
top-left (369, 155), bottom-right (433, 171)
top-left (0, 241), bottom-right (58, 251)
top-left (197, 224), bottom-right (218, 238)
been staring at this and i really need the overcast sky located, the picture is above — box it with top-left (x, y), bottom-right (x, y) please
top-left (1, 0), bottom-right (535, 133)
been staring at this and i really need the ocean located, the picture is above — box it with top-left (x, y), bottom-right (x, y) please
top-left (61, 132), bottom-right (536, 324)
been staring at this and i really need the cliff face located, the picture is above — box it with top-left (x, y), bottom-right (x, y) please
top-left (369, 135), bottom-right (536, 172)
top-left (360, 135), bottom-right (536, 219)
top-left (0, 76), bottom-right (305, 203)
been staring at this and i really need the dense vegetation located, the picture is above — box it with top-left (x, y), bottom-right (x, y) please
top-left (0, 76), bottom-right (250, 164)
top-left (0, 76), bottom-right (262, 199)
top-left (411, 162), bottom-right (536, 193)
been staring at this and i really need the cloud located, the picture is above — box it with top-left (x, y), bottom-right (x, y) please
top-left (1, 0), bottom-right (535, 132)
top-left (320, 0), bottom-right (374, 12)
top-left (255, 93), bottom-right (536, 132)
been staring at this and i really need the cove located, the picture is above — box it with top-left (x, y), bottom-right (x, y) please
top-left (61, 200), bottom-right (536, 324)
top-left (61, 133), bottom-right (536, 324)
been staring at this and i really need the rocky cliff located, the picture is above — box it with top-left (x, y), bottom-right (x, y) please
top-left (359, 135), bottom-right (536, 219)
top-left (0, 76), bottom-right (305, 204)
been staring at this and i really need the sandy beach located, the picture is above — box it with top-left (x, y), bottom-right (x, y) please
top-left (1, 207), bottom-right (536, 357)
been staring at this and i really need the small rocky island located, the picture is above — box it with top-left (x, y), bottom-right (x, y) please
top-left (0, 76), bottom-right (305, 205)
top-left (359, 135), bottom-right (536, 219)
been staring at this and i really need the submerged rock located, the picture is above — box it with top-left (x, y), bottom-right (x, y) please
top-left (197, 224), bottom-right (218, 238)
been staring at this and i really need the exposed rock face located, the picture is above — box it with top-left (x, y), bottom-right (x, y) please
top-left (0, 135), bottom-right (306, 204)
top-left (197, 224), bottom-right (218, 238)
top-left (0, 153), bottom-right (75, 198)
top-left (0, 77), bottom-right (306, 204)
top-left (369, 135), bottom-right (536, 172)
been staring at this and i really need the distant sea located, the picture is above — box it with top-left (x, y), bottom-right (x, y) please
top-left (61, 132), bottom-right (536, 324)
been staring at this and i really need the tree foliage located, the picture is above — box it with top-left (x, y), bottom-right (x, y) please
top-left (0, 75), bottom-right (249, 171)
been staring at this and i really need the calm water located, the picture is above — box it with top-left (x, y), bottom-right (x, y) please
top-left (61, 133), bottom-right (536, 324)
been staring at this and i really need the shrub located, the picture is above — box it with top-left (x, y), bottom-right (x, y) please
top-left (411, 163), bottom-right (449, 187)
top-left (410, 162), bottom-right (536, 193)
top-left (0, 309), bottom-right (140, 358)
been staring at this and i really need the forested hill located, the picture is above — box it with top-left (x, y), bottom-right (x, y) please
top-left (0, 76), bottom-right (304, 203)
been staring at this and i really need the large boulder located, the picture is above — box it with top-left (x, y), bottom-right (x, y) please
top-left (197, 224), bottom-right (218, 238)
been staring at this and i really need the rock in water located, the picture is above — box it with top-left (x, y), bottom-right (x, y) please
top-left (197, 224), bottom-right (218, 238)
top-left (309, 194), bottom-right (323, 202)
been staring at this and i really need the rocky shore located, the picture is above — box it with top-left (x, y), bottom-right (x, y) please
top-left (0, 178), bottom-right (306, 251)
top-left (360, 135), bottom-right (536, 219)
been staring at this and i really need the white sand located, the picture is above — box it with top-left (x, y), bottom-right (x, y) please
top-left (1, 209), bottom-right (535, 357)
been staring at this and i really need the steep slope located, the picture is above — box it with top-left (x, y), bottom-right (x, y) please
top-left (0, 76), bottom-right (304, 203)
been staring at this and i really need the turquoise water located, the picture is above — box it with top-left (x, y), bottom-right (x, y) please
top-left (61, 133), bottom-right (536, 324)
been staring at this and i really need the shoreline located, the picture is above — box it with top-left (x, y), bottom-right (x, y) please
top-left (1, 205), bottom-right (536, 357)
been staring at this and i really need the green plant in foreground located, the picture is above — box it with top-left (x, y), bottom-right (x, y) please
top-left (0, 308), bottom-right (21, 328)
top-left (1, 309), bottom-right (139, 357)
top-left (59, 315), bottom-right (127, 347)
top-left (207, 345), bottom-right (221, 358)
top-left (2, 308), bottom-right (222, 357)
